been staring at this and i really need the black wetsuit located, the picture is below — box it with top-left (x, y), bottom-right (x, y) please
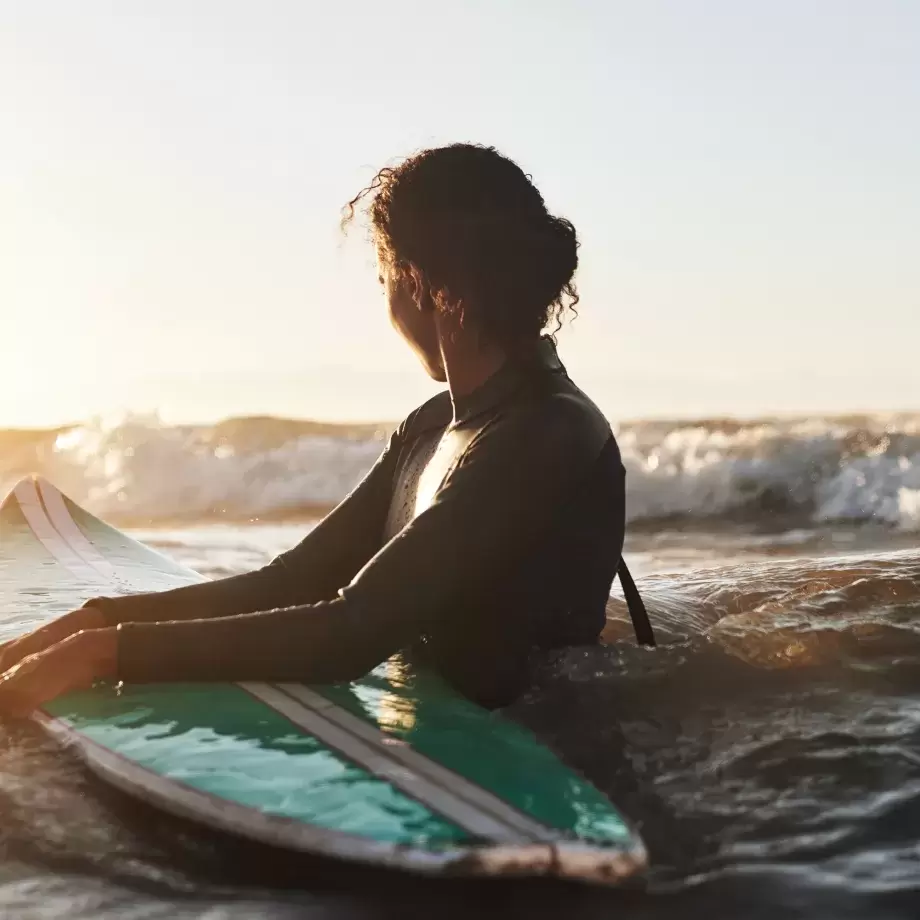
top-left (91, 338), bottom-right (650, 708)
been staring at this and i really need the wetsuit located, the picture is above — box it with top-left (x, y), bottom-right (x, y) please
top-left (89, 338), bottom-right (651, 708)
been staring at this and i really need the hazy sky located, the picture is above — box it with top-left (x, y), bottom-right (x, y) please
top-left (2, 1), bottom-right (918, 427)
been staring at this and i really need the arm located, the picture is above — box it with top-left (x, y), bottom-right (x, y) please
top-left (0, 432), bottom-right (401, 675)
top-left (91, 428), bottom-right (403, 627)
top-left (113, 397), bottom-right (614, 684)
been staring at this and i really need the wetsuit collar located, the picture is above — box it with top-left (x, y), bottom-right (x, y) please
top-left (452, 336), bottom-right (565, 425)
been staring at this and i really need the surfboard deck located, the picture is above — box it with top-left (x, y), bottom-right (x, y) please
top-left (0, 477), bottom-right (646, 885)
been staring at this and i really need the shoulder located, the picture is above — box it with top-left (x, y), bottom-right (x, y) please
top-left (461, 386), bottom-right (616, 484)
top-left (497, 379), bottom-right (614, 459)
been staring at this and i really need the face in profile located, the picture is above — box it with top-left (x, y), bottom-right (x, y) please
top-left (379, 257), bottom-right (446, 382)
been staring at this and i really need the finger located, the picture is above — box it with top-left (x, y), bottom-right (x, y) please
top-left (0, 686), bottom-right (35, 719)
top-left (0, 642), bottom-right (22, 673)
top-left (0, 632), bottom-right (54, 673)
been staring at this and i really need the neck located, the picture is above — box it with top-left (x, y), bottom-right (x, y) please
top-left (436, 326), bottom-right (508, 413)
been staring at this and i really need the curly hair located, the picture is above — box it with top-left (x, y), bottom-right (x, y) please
top-left (343, 144), bottom-right (579, 346)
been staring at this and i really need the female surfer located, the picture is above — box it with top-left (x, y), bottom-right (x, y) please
top-left (0, 143), bottom-right (651, 715)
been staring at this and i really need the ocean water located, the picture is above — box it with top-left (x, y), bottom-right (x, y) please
top-left (1, 413), bottom-right (919, 918)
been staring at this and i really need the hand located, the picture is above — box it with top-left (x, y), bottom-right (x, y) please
top-left (0, 606), bottom-right (107, 674)
top-left (0, 628), bottom-right (118, 717)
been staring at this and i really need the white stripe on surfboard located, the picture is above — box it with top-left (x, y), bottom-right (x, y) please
top-left (36, 478), bottom-right (125, 586)
top-left (24, 482), bottom-right (570, 848)
top-left (36, 477), bottom-right (199, 591)
top-left (241, 681), bottom-right (537, 843)
top-left (273, 682), bottom-right (556, 843)
top-left (13, 479), bottom-right (108, 587)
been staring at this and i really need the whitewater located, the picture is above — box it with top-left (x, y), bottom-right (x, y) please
top-left (2, 412), bottom-right (919, 529)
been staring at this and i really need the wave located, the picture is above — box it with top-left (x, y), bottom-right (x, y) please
top-left (619, 413), bottom-right (920, 530)
top-left (1, 412), bottom-right (919, 529)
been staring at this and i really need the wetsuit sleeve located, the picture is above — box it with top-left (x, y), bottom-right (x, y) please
top-left (91, 431), bottom-right (401, 626)
top-left (114, 398), bottom-right (614, 684)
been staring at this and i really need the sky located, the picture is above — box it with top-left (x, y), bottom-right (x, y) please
top-left (1, 0), bottom-right (918, 428)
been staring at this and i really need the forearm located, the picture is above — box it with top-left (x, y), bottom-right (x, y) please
top-left (88, 562), bottom-right (303, 626)
top-left (113, 596), bottom-right (399, 685)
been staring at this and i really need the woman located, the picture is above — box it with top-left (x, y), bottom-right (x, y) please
top-left (0, 143), bottom-right (652, 715)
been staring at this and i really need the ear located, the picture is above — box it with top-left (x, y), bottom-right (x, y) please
top-left (407, 265), bottom-right (435, 313)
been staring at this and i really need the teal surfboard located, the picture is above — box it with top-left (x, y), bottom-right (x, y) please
top-left (0, 477), bottom-right (646, 885)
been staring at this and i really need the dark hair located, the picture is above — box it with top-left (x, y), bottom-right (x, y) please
top-left (343, 143), bottom-right (579, 346)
